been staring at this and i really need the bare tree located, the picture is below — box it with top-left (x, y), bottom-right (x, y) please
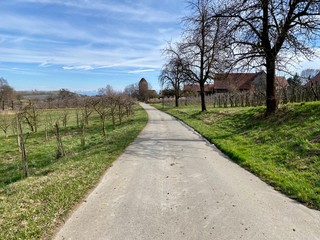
top-left (23, 100), bottom-right (39, 132)
top-left (16, 112), bottom-right (29, 177)
top-left (117, 94), bottom-right (125, 125)
top-left (301, 68), bottom-right (320, 84)
top-left (0, 77), bottom-right (7, 87)
top-left (0, 77), bottom-right (15, 110)
top-left (0, 112), bottom-right (13, 139)
top-left (122, 94), bottom-right (135, 117)
top-left (43, 111), bottom-right (55, 141)
top-left (181, 0), bottom-right (229, 111)
top-left (213, 0), bottom-right (320, 114)
top-left (160, 43), bottom-right (187, 107)
top-left (124, 83), bottom-right (139, 98)
top-left (92, 96), bottom-right (109, 137)
top-left (99, 84), bottom-right (115, 96)
top-left (54, 121), bottom-right (65, 159)
top-left (80, 113), bottom-right (86, 147)
top-left (74, 97), bottom-right (94, 127)
top-left (62, 109), bottom-right (69, 128)
top-left (106, 94), bottom-right (118, 128)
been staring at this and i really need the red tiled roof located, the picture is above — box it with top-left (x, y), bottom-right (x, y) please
top-left (214, 72), bottom-right (263, 90)
top-left (275, 76), bottom-right (288, 88)
top-left (184, 84), bottom-right (214, 92)
top-left (307, 71), bottom-right (320, 86)
top-left (184, 73), bottom-right (287, 93)
top-left (184, 84), bottom-right (198, 92)
top-left (215, 72), bottom-right (287, 90)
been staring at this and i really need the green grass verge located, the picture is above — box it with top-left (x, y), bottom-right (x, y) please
top-left (0, 105), bottom-right (147, 239)
top-left (153, 102), bottom-right (320, 210)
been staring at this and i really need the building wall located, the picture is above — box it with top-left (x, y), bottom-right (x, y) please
top-left (138, 78), bottom-right (149, 102)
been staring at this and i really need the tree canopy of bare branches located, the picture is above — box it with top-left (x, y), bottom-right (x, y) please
top-left (160, 43), bottom-right (187, 107)
top-left (0, 77), bottom-right (15, 110)
top-left (168, 0), bottom-right (230, 111)
top-left (212, 0), bottom-right (320, 114)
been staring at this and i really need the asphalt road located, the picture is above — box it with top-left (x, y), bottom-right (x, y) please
top-left (55, 103), bottom-right (320, 240)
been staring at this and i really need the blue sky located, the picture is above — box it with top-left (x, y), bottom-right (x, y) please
top-left (1, 1), bottom-right (320, 94)
top-left (0, 0), bottom-right (186, 93)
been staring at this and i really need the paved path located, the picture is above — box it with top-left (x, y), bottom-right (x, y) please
top-left (55, 103), bottom-right (320, 240)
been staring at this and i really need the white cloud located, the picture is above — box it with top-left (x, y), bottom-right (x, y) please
top-left (39, 61), bottom-right (53, 68)
top-left (0, 9), bottom-right (171, 71)
top-left (63, 65), bottom-right (94, 70)
top-left (0, 0), bottom-right (186, 92)
top-left (280, 48), bottom-right (320, 76)
top-left (14, 0), bottom-right (179, 23)
top-left (128, 69), bottom-right (156, 74)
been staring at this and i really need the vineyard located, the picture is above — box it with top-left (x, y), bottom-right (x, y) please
top-left (0, 94), bottom-right (147, 239)
top-left (161, 85), bottom-right (320, 108)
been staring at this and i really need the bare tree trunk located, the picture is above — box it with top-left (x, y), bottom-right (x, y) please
top-left (118, 105), bottom-right (122, 125)
top-left (84, 106), bottom-right (90, 125)
top-left (24, 115), bottom-right (35, 132)
top-left (62, 112), bottom-right (68, 128)
top-left (55, 122), bottom-right (65, 159)
top-left (282, 88), bottom-right (288, 104)
top-left (76, 111), bottom-right (79, 127)
top-left (111, 109), bottom-right (116, 129)
top-left (32, 105), bottom-right (38, 132)
top-left (80, 115), bottom-right (85, 147)
top-left (310, 84), bottom-right (319, 101)
top-left (16, 118), bottom-right (21, 152)
top-left (199, 82), bottom-right (206, 111)
top-left (175, 95), bottom-right (179, 107)
top-left (126, 106), bottom-right (130, 117)
top-left (101, 116), bottom-right (106, 137)
top-left (17, 116), bottom-right (29, 177)
top-left (266, 58), bottom-right (277, 114)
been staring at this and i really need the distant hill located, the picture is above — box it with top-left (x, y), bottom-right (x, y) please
top-left (73, 90), bottom-right (98, 96)
top-left (16, 91), bottom-right (60, 100)
top-left (16, 89), bottom-right (90, 100)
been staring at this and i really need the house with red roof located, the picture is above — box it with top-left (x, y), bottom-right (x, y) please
top-left (214, 71), bottom-right (288, 93)
top-left (214, 72), bottom-right (264, 93)
top-left (183, 71), bottom-right (287, 95)
top-left (183, 83), bottom-right (215, 95)
top-left (275, 76), bottom-right (289, 89)
top-left (306, 71), bottom-right (320, 88)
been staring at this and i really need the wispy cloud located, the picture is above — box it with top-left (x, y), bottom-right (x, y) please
top-left (0, 7), bottom-right (173, 70)
top-left (63, 65), bottom-right (94, 71)
top-left (14, 0), bottom-right (179, 23)
top-left (0, 0), bottom-right (186, 92)
top-left (128, 69), bottom-right (156, 74)
top-left (0, 39), bottom-right (165, 70)
top-left (39, 60), bottom-right (54, 68)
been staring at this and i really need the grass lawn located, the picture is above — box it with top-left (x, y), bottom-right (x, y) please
top-left (153, 102), bottom-right (320, 210)
top-left (0, 104), bottom-right (147, 239)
